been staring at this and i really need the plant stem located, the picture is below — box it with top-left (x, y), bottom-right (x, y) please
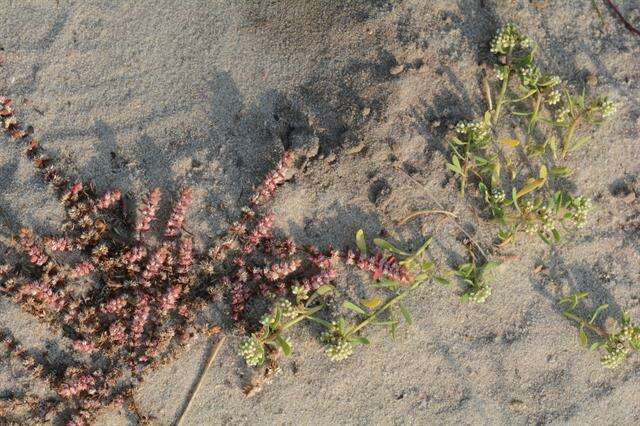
top-left (460, 141), bottom-right (471, 197)
top-left (347, 279), bottom-right (424, 337)
top-left (493, 66), bottom-right (510, 125)
top-left (563, 312), bottom-right (609, 339)
top-left (527, 91), bottom-right (543, 135)
top-left (561, 114), bottom-right (582, 157)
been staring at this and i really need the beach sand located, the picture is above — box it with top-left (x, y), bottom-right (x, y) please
top-left (1, 1), bottom-right (639, 424)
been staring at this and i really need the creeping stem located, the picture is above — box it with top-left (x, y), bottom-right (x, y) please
top-left (563, 311), bottom-right (609, 339)
top-left (347, 279), bottom-right (425, 336)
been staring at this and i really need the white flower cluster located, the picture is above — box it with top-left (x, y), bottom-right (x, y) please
top-left (277, 299), bottom-right (298, 320)
top-left (292, 285), bottom-right (309, 302)
top-left (555, 107), bottom-right (570, 123)
top-left (455, 119), bottom-right (491, 142)
top-left (570, 196), bottom-right (592, 228)
top-left (546, 90), bottom-right (561, 106)
top-left (600, 99), bottom-right (616, 118)
top-left (518, 65), bottom-right (541, 88)
top-left (602, 323), bottom-right (640, 368)
top-left (260, 314), bottom-right (276, 327)
top-left (490, 24), bottom-right (529, 55)
top-left (491, 188), bottom-right (506, 204)
top-left (494, 65), bottom-right (509, 81)
top-left (239, 335), bottom-right (266, 366)
top-left (321, 323), bottom-right (354, 362)
top-left (467, 285), bottom-right (491, 303)
top-left (537, 206), bottom-right (555, 234)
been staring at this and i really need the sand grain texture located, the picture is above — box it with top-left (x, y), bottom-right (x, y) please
top-left (1, 1), bottom-right (640, 425)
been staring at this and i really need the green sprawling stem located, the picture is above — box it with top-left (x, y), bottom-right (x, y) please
top-left (563, 311), bottom-right (609, 339)
top-left (347, 279), bottom-right (425, 337)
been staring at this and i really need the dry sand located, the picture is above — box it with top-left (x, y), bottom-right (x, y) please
top-left (1, 0), bottom-right (640, 424)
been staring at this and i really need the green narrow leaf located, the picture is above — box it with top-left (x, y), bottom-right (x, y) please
top-left (538, 232), bottom-right (551, 245)
top-left (399, 303), bottom-right (413, 325)
top-left (550, 166), bottom-right (573, 177)
top-left (548, 136), bottom-right (557, 160)
top-left (355, 229), bottom-right (367, 255)
top-left (434, 276), bottom-right (451, 286)
top-left (373, 238), bottom-right (409, 256)
top-left (361, 297), bottom-right (382, 309)
top-left (570, 136), bottom-right (590, 152)
top-left (275, 335), bottom-right (292, 356)
top-left (478, 261), bottom-right (500, 277)
top-left (349, 336), bottom-right (370, 346)
top-left (511, 188), bottom-right (521, 213)
top-left (343, 301), bottom-right (367, 315)
top-left (621, 311), bottom-right (631, 326)
top-left (413, 237), bottom-right (433, 259)
top-left (552, 229), bottom-right (561, 244)
top-left (589, 304), bottom-right (608, 324)
top-left (539, 164), bottom-right (548, 181)
top-left (315, 284), bottom-right (334, 296)
top-left (516, 178), bottom-right (545, 199)
top-left (578, 328), bottom-right (588, 347)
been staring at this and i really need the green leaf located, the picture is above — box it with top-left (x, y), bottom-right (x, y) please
top-left (548, 136), bottom-right (557, 159)
top-left (559, 292), bottom-right (589, 309)
top-left (550, 166), bottom-right (573, 177)
top-left (361, 297), bottom-right (382, 309)
top-left (389, 317), bottom-right (398, 339)
top-left (570, 136), bottom-right (590, 152)
top-left (399, 303), bottom-right (413, 325)
top-left (478, 261), bottom-right (500, 278)
top-left (511, 188), bottom-right (521, 213)
top-left (590, 341), bottom-right (604, 351)
top-left (315, 284), bottom-right (334, 296)
top-left (343, 301), bottom-right (367, 315)
top-left (578, 328), bottom-right (588, 347)
top-left (552, 228), bottom-right (561, 244)
top-left (349, 336), bottom-right (370, 346)
top-left (434, 276), bottom-right (451, 286)
top-left (539, 164), bottom-right (548, 181)
top-left (538, 232), bottom-right (551, 245)
top-left (413, 237), bottom-right (433, 259)
top-left (355, 229), bottom-right (367, 255)
top-left (621, 311), bottom-right (631, 326)
top-left (447, 156), bottom-right (463, 175)
top-left (516, 178), bottom-right (545, 199)
top-left (275, 335), bottom-right (292, 356)
top-left (589, 304), bottom-right (608, 324)
top-left (373, 238), bottom-right (409, 256)
top-left (370, 279), bottom-right (398, 289)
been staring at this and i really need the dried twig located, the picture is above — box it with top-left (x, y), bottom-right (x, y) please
top-left (605, 0), bottom-right (640, 37)
top-left (394, 165), bottom-right (490, 261)
top-left (174, 334), bottom-right (227, 426)
top-left (397, 209), bottom-right (458, 226)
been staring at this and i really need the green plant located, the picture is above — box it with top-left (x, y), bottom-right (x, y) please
top-left (446, 24), bottom-right (614, 247)
top-left (238, 233), bottom-right (439, 367)
top-left (561, 292), bottom-right (640, 368)
top-left (453, 257), bottom-right (500, 304)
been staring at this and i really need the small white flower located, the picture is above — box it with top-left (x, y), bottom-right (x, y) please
top-left (546, 90), bottom-right (561, 106)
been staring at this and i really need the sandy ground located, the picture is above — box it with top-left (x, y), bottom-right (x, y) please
top-left (1, 0), bottom-right (640, 424)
